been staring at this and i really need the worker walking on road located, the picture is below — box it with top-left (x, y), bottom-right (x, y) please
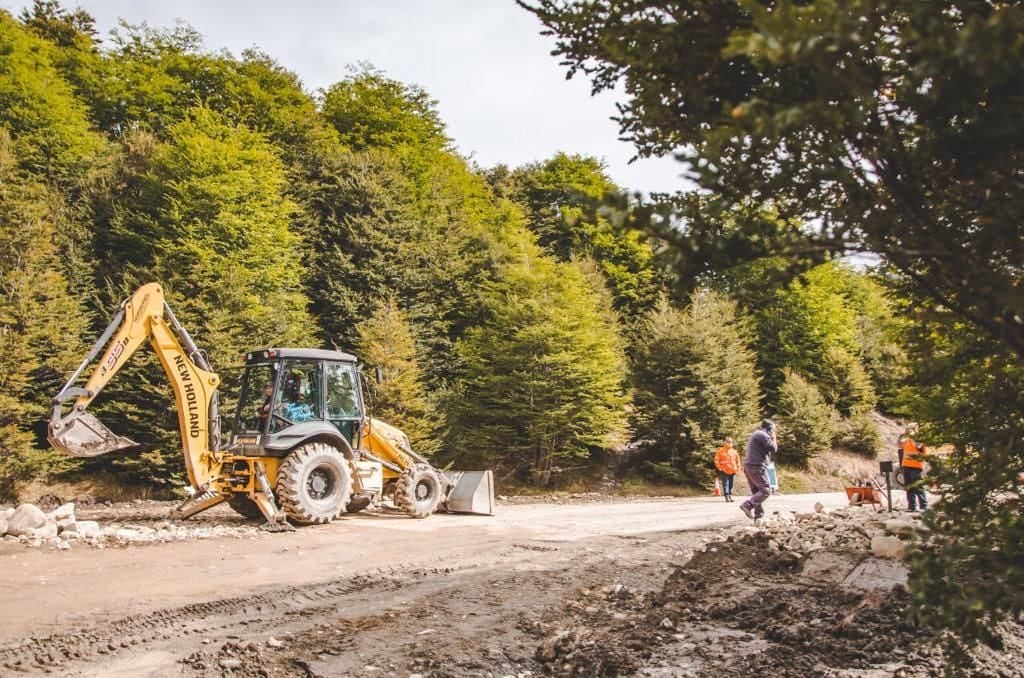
top-left (714, 437), bottom-right (741, 502)
top-left (898, 432), bottom-right (928, 512)
top-left (740, 420), bottom-right (778, 521)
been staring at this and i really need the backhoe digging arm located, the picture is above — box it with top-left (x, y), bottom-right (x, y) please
top-left (48, 283), bottom-right (223, 491)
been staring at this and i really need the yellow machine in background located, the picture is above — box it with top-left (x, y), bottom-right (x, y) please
top-left (48, 283), bottom-right (493, 527)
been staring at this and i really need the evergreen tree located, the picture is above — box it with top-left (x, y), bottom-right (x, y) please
top-left (305, 72), bottom-right (525, 386)
top-left (818, 346), bottom-right (877, 417)
top-left (0, 133), bottom-right (88, 498)
top-left (132, 107), bottom-right (313, 359)
top-left (356, 298), bottom-right (440, 455)
top-left (722, 260), bottom-right (887, 411)
top-left (0, 10), bottom-right (105, 184)
top-left (0, 9), bottom-right (110, 300)
top-left (631, 291), bottom-right (762, 482)
top-left (835, 411), bottom-right (882, 458)
top-left (899, 312), bottom-right (1024, 650)
top-left (446, 241), bottom-right (627, 485)
top-left (775, 369), bottom-right (837, 468)
top-left (90, 107), bottom-right (314, 486)
top-left (321, 67), bottom-right (449, 153)
top-left (493, 153), bottom-right (662, 325)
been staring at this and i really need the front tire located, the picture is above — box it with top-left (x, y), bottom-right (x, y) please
top-left (394, 463), bottom-right (443, 519)
top-left (276, 442), bottom-right (352, 525)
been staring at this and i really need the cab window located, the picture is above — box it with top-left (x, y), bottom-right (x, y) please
top-left (326, 363), bottom-right (360, 419)
top-left (238, 364), bottom-right (276, 433)
top-left (270, 360), bottom-right (322, 432)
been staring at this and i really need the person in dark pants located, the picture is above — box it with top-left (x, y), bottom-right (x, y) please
top-left (714, 437), bottom-right (740, 502)
top-left (740, 420), bottom-right (778, 520)
top-left (898, 433), bottom-right (928, 511)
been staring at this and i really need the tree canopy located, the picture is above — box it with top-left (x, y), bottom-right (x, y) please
top-left (631, 290), bottom-right (762, 482)
top-left (446, 239), bottom-right (628, 484)
top-left (525, 0), bottom-right (1024, 359)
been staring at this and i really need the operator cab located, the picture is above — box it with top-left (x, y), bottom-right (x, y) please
top-left (230, 348), bottom-right (365, 455)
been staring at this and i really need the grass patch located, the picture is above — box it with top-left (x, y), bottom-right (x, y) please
top-left (16, 475), bottom-right (177, 504)
top-left (616, 476), bottom-right (706, 497)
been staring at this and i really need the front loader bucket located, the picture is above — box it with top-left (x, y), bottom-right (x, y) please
top-left (443, 470), bottom-right (495, 515)
top-left (48, 412), bottom-right (138, 458)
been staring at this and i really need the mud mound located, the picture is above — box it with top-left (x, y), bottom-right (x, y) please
top-left (656, 533), bottom-right (930, 675)
top-left (535, 532), bottom-right (936, 676)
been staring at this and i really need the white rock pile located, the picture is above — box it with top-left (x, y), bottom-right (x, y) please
top-left (0, 502), bottom-right (261, 550)
top-left (719, 503), bottom-right (929, 592)
top-left (748, 503), bottom-right (927, 561)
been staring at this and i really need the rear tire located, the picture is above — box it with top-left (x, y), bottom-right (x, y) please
top-left (228, 495), bottom-right (264, 520)
top-left (276, 442), bottom-right (352, 525)
top-left (394, 463), bottom-right (443, 519)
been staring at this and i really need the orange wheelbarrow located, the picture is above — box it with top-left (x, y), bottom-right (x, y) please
top-left (844, 480), bottom-right (890, 510)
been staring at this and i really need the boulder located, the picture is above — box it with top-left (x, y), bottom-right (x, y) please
top-left (842, 557), bottom-right (908, 591)
top-left (49, 502), bottom-right (75, 521)
top-left (775, 511), bottom-right (796, 525)
top-left (814, 501), bottom-right (825, 513)
top-left (75, 521), bottom-right (100, 539)
top-left (884, 519), bottom-right (917, 537)
top-left (871, 535), bottom-right (908, 560)
top-left (801, 549), bottom-right (859, 585)
top-left (0, 517), bottom-right (6, 537)
top-left (56, 517), bottom-right (76, 533)
top-left (115, 528), bottom-right (140, 541)
top-left (7, 504), bottom-right (47, 536)
top-left (27, 523), bottom-right (58, 539)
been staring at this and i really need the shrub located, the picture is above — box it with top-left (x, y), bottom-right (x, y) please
top-left (775, 369), bottom-right (837, 467)
top-left (836, 412), bottom-right (882, 458)
top-left (631, 291), bottom-right (762, 480)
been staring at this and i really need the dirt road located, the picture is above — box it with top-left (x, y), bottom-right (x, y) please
top-left (0, 493), bottom-right (849, 676)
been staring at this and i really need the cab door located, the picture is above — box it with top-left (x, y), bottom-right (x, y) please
top-left (324, 361), bottom-right (362, 447)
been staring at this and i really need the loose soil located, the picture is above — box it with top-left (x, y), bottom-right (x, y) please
top-left (0, 494), bottom-right (1020, 677)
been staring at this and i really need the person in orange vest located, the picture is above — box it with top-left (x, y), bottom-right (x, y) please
top-left (898, 432), bottom-right (928, 512)
top-left (714, 436), bottom-right (741, 502)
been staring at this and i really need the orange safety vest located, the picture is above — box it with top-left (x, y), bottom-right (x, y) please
top-left (715, 445), bottom-right (740, 475)
top-left (902, 438), bottom-right (924, 469)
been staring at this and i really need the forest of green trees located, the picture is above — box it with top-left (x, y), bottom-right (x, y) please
top-left (0, 2), bottom-right (907, 499)
top-left (1, 0), bottom-right (1021, 654)
top-left (0, 2), bottom-right (906, 496)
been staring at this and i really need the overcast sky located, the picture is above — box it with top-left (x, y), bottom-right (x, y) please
top-left (4, 0), bottom-right (692, 195)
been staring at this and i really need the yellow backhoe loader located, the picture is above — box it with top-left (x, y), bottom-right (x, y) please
top-left (48, 283), bottom-right (493, 527)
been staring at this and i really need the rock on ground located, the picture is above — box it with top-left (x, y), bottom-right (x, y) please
top-left (7, 504), bottom-right (47, 537)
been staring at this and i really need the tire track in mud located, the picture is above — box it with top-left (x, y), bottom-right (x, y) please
top-left (0, 549), bottom-right (509, 674)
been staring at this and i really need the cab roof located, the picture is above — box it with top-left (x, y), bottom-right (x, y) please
top-left (244, 348), bottom-right (358, 364)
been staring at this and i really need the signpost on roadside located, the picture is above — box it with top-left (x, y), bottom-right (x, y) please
top-left (879, 461), bottom-right (894, 513)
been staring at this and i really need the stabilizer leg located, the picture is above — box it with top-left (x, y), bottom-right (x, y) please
top-left (173, 488), bottom-right (227, 519)
top-left (254, 462), bottom-right (294, 532)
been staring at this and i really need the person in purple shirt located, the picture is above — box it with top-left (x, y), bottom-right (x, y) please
top-left (740, 419), bottom-right (778, 520)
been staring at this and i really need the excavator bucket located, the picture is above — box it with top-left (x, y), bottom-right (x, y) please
top-left (443, 470), bottom-right (495, 515)
top-left (48, 412), bottom-right (139, 458)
